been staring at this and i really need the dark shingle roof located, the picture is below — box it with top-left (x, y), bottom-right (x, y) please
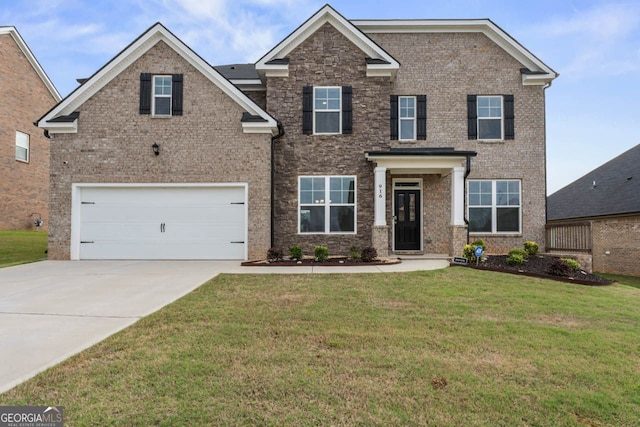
top-left (213, 64), bottom-right (259, 80)
top-left (547, 144), bottom-right (640, 220)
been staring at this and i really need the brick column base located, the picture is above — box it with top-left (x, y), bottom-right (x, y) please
top-left (450, 225), bottom-right (468, 257)
top-left (372, 225), bottom-right (390, 257)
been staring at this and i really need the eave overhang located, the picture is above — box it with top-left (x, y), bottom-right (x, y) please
top-left (255, 5), bottom-right (399, 79)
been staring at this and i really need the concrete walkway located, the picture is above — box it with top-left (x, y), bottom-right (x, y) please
top-left (0, 258), bottom-right (448, 394)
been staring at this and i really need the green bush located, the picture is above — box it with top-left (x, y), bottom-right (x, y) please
top-left (463, 240), bottom-right (487, 262)
top-left (561, 258), bottom-right (580, 271)
top-left (471, 239), bottom-right (486, 252)
top-left (289, 245), bottom-right (303, 261)
top-left (548, 258), bottom-right (573, 277)
top-left (361, 246), bottom-right (378, 263)
top-left (506, 248), bottom-right (528, 266)
top-left (349, 245), bottom-right (361, 260)
top-left (524, 241), bottom-right (539, 256)
top-left (314, 246), bottom-right (329, 262)
top-left (267, 247), bottom-right (282, 262)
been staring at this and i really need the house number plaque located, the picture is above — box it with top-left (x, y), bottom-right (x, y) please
top-left (378, 184), bottom-right (383, 198)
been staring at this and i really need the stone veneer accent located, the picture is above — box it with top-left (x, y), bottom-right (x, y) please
top-left (266, 25), bottom-right (549, 257)
top-left (48, 41), bottom-right (272, 260)
top-left (0, 33), bottom-right (57, 230)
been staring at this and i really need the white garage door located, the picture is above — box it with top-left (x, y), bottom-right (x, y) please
top-left (77, 185), bottom-right (247, 260)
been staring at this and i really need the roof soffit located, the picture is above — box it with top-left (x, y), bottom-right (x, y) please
top-left (352, 19), bottom-right (558, 85)
top-left (38, 23), bottom-right (277, 134)
top-left (255, 5), bottom-right (399, 77)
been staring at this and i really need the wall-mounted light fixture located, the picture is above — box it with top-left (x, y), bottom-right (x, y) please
top-left (152, 143), bottom-right (160, 156)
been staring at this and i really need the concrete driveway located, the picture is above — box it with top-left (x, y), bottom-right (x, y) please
top-left (0, 258), bottom-right (448, 394)
top-left (0, 260), bottom-right (236, 394)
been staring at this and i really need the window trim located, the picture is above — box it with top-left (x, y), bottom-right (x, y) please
top-left (15, 131), bottom-right (29, 163)
top-left (468, 179), bottom-right (522, 234)
top-left (476, 95), bottom-right (504, 141)
top-left (298, 175), bottom-right (357, 234)
top-left (313, 86), bottom-right (342, 134)
top-left (398, 96), bottom-right (417, 141)
top-left (152, 75), bottom-right (172, 116)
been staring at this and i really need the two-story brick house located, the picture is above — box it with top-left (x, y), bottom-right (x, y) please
top-left (37, 5), bottom-right (556, 260)
top-left (1, 26), bottom-right (61, 230)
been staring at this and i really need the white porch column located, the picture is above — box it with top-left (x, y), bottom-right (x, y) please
top-left (451, 166), bottom-right (465, 226)
top-left (374, 166), bottom-right (387, 226)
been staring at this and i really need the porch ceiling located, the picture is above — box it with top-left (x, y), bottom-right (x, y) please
top-left (365, 148), bottom-right (477, 175)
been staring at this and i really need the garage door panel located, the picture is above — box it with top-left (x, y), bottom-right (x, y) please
top-left (77, 186), bottom-right (247, 260)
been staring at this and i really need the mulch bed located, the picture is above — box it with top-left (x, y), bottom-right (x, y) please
top-left (454, 254), bottom-right (614, 286)
top-left (241, 257), bottom-right (401, 267)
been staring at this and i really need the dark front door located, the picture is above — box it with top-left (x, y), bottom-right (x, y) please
top-left (394, 189), bottom-right (421, 251)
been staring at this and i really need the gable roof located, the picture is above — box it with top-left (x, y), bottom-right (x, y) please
top-left (352, 19), bottom-right (558, 85)
top-left (0, 26), bottom-right (61, 101)
top-left (255, 4), bottom-right (400, 78)
top-left (547, 144), bottom-right (640, 220)
top-left (37, 23), bottom-right (278, 135)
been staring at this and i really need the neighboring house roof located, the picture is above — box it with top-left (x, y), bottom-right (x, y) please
top-left (547, 144), bottom-right (640, 221)
top-left (0, 26), bottom-right (61, 101)
top-left (256, 4), bottom-right (400, 78)
top-left (36, 23), bottom-right (278, 135)
top-left (352, 18), bottom-right (557, 86)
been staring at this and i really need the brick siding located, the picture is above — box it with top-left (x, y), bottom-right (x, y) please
top-left (48, 41), bottom-right (271, 260)
top-left (592, 216), bottom-right (640, 276)
top-left (0, 33), bottom-right (57, 230)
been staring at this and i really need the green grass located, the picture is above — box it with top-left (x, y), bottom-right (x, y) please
top-left (596, 272), bottom-right (640, 289)
top-left (2, 269), bottom-right (639, 426)
top-left (0, 230), bottom-right (48, 268)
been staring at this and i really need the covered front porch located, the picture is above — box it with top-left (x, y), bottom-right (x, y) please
top-left (365, 148), bottom-right (477, 257)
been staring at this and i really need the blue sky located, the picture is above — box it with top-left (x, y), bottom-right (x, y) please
top-left (2, 0), bottom-right (639, 194)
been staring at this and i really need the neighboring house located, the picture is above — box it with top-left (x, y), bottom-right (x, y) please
top-left (547, 144), bottom-right (640, 276)
top-left (37, 5), bottom-right (557, 261)
top-left (0, 26), bottom-right (61, 230)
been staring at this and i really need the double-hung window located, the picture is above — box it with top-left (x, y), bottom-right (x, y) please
top-left (153, 76), bottom-right (172, 116)
top-left (477, 96), bottom-right (503, 140)
top-left (467, 95), bottom-right (514, 140)
top-left (299, 176), bottom-right (356, 233)
top-left (399, 96), bottom-right (416, 140)
top-left (15, 131), bottom-right (29, 162)
top-left (468, 180), bottom-right (521, 233)
top-left (314, 87), bottom-right (341, 134)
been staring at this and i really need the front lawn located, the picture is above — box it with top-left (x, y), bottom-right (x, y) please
top-left (1, 268), bottom-right (639, 426)
top-left (0, 230), bottom-right (48, 268)
top-left (596, 272), bottom-right (640, 289)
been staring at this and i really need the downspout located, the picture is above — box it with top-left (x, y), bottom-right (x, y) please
top-left (464, 154), bottom-right (472, 244)
top-left (270, 121), bottom-right (285, 248)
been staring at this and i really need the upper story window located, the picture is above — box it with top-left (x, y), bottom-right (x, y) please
top-left (15, 131), bottom-right (29, 162)
top-left (299, 176), bottom-right (356, 234)
top-left (399, 96), bottom-right (416, 140)
top-left (467, 95), bottom-right (514, 141)
top-left (390, 95), bottom-right (426, 140)
top-left (153, 76), bottom-right (172, 116)
top-left (468, 179), bottom-right (521, 233)
top-left (139, 73), bottom-right (183, 116)
top-left (302, 86), bottom-right (352, 135)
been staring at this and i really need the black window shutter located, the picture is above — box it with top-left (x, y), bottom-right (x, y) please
top-left (172, 74), bottom-right (183, 116)
top-left (139, 73), bottom-right (152, 115)
top-left (467, 95), bottom-right (477, 140)
top-left (417, 95), bottom-right (427, 140)
top-left (302, 86), bottom-right (313, 135)
top-left (503, 94), bottom-right (514, 140)
top-left (390, 95), bottom-right (399, 140)
top-left (342, 86), bottom-right (352, 134)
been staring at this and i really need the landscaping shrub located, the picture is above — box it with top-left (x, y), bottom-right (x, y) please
top-left (463, 240), bottom-right (487, 262)
top-left (561, 258), bottom-right (580, 271)
top-left (524, 241), bottom-right (539, 256)
top-left (471, 239), bottom-right (486, 252)
top-left (507, 248), bottom-right (528, 266)
top-left (361, 246), bottom-right (378, 263)
top-left (314, 246), bottom-right (329, 262)
top-left (267, 247), bottom-right (282, 262)
top-left (548, 258), bottom-right (573, 277)
top-left (289, 245), bottom-right (303, 261)
top-left (349, 245), bottom-right (361, 260)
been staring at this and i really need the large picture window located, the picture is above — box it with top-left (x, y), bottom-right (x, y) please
top-left (468, 180), bottom-right (521, 233)
top-left (299, 176), bottom-right (356, 233)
